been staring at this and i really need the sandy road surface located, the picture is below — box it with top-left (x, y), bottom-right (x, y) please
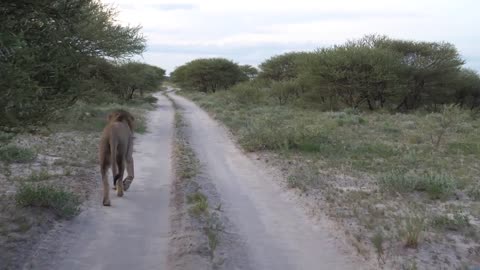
top-left (169, 92), bottom-right (362, 270)
top-left (22, 93), bottom-right (174, 270)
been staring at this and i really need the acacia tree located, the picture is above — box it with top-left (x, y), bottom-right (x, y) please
top-left (0, 0), bottom-right (146, 126)
top-left (171, 58), bottom-right (245, 92)
top-left (452, 69), bottom-right (480, 109)
top-left (374, 38), bottom-right (464, 110)
top-left (258, 52), bottom-right (309, 82)
top-left (239, 65), bottom-right (258, 80)
top-left (305, 45), bottom-right (402, 109)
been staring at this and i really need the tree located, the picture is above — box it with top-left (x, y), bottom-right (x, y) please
top-left (305, 45), bottom-right (402, 109)
top-left (258, 52), bottom-right (309, 81)
top-left (375, 38), bottom-right (464, 110)
top-left (239, 65), bottom-right (258, 80)
top-left (171, 58), bottom-right (244, 92)
top-left (452, 69), bottom-right (480, 109)
top-left (0, 0), bottom-right (146, 127)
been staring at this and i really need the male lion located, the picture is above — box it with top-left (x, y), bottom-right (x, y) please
top-left (99, 109), bottom-right (135, 206)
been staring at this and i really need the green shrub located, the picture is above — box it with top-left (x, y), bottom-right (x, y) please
top-left (230, 82), bottom-right (266, 104)
top-left (0, 145), bottom-right (36, 163)
top-left (188, 192), bottom-right (209, 217)
top-left (431, 213), bottom-right (470, 231)
top-left (415, 173), bottom-right (456, 199)
top-left (0, 131), bottom-right (14, 143)
top-left (379, 171), bottom-right (455, 199)
top-left (15, 184), bottom-right (81, 218)
top-left (270, 80), bottom-right (301, 105)
top-left (468, 185), bottom-right (480, 201)
top-left (379, 170), bottom-right (417, 193)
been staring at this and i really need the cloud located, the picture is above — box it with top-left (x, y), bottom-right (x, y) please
top-left (101, 0), bottom-right (480, 73)
top-left (150, 3), bottom-right (197, 11)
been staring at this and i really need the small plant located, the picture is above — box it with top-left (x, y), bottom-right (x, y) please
top-left (188, 192), bottom-right (209, 217)
top-left (468, 185), bottom-right (480, 201)
top-left (19, 169), bottom-right (52, 182)
top-left (0, 145), bottom-right (36, 163)
top-left (0, 131), bottom-right (14, 142)
top-left (379, 171), bottom-right (455, 199)
top-left (15, 184), bottom-right (81, 218)
top-left (402, 261), bottom-right (418, 270)
top-left (378, 170), bottom-right (416, 193)
top-left (427, 105), bottom-right (466, 149)
top-left (205, 227), bottom-right (218, 256)
top-left (370, 231), bottom-right (385, 263)
top-left (64, 167), bottom-right (73, 176)
top-left (431, 213), bottom-right (470, 231)
top-left (187, 192), bottom-right (207, 204)
top-left (415, 173), bottom-right (456, 200)
top-left (403, 215), bottom-right (424, 248)
top-left (12, 216), bottom-right (32, 233)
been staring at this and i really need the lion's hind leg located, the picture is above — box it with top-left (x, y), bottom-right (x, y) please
top-left (101, 161), bottom-right (111, 206)
top-left (123, 136), bottom-right (134, 191)
top-left (116, 157), bottom-right (125, 197)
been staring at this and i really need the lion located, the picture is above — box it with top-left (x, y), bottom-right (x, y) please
top-left (99, 109), bottom-right (135, 206)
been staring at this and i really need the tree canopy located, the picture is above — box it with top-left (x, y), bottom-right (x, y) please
top-left (171, 58), bottom-right (246, 92)
top-left (0, 0), bottom-right (164, 127)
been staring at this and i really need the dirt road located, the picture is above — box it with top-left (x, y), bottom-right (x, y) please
top-left (168, 93), bottom-right (361, 270)
top-left (22, 93), bottom-right (174, 270)
top-left (21, 91), bottom-right (363, 270)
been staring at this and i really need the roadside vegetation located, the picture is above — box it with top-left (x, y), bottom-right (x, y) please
top-left (173, 35), bottom-right (480, 269)
top-left (0, 1), bottom-right (165, 268)
top-left (169, 95), bottom-right (223, 267)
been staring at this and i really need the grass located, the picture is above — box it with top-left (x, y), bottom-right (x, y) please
top-left (371, 231), bottom-right (385, 263)
top-left (0, 131), bottom-right (14, 143)
top-left (171, 94), bottom-right (221, 259)
top-left (403, 215), bottom-right (425, 248)
top-left (379, 170), bottom-right (456, 199)
top-left (51, 98), bottom-right (155, 134)
top-left (180, 91), bottom-right (480, 190)
top-left (15, 169), bottom-right (53, 182)
top-left (188, 192), bottom-right (209, 216)
top-left (0, 145), bottom-right (36, 163)
top-left (430, 213), bottom-right (470, 231)
top-left (15, 184), bottom-right (81, 218)
top-left (178, 88), bottom-right (480, 267)
top-left (468, 184), bottom-right (480, 201)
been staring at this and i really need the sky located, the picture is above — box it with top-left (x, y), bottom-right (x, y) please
top-left (101, 0), bottom-right (479, 74)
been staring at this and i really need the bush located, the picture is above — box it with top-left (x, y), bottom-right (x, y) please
top-left (171, 58), bottom-right (245, 92)
top-left (230, 82), bottom-right (266, 104)
top-left (431, 213), bottom-right (470, 231)
top-left (0, 145), bottom-right (36, 163)
top-left (379, 171), bottom-right (455, 199)
top-left (258, 52), bottom-right (309, 81)
top-left (0, 131), bottom-right (14, 142)
top-left (415, 173), bottom-right (456, 199)
top-left (270, 80), bottom-right (302, 105)
top-left (15, 184), bottom-right (81, 218)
